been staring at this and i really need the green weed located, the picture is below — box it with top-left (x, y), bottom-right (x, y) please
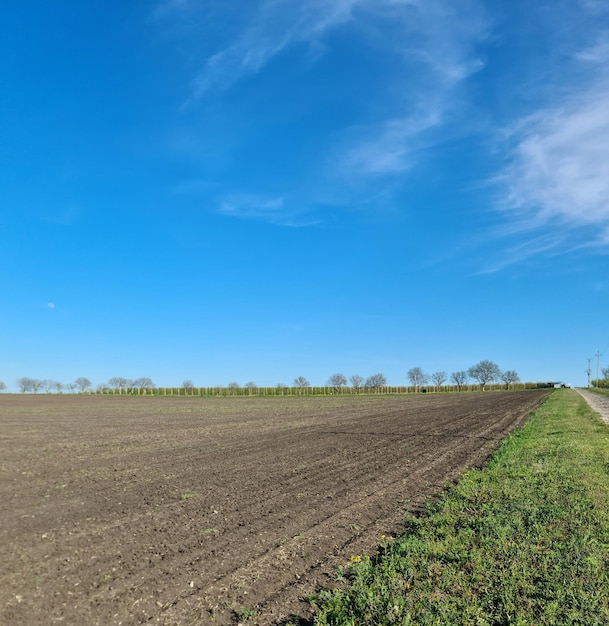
top-left (234, 605), bottom-right (257, 621)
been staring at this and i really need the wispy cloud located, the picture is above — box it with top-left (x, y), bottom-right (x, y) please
top-left (335, 105), bottom-right (443, 178)
top-left (333, 0), bottom-right (489, 177)
top-left (220, 193), bottom-right (285, 216)
top-left (157, 0), bottom-right (491, 221)
top-left (191, 0), bottom-right (361, 96)
top-left (218, 193), bottom-right (319, 226)
top-left (575, 37), bottom-right (609, 63)
top-left (486, 2), bottom-right (609, 267)
top-left (496, 83), bottom-right (609, 255)
top-left (189, 0), bottom-right (488, 110)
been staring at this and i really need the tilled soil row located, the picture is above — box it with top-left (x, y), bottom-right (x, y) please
top-left (0, 391), bottom-right (550, 625)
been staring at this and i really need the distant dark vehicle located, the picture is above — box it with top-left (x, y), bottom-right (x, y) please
top-left (536, 381), bottom-right (570, 389)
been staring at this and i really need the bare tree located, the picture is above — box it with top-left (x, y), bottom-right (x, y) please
top-left (468, 360), bottom-right (501, 391)
top-left (17, 377), bottom-right (33, 393)
top-left (500, 370), bottom-right (520, 389)
top-left (327, 373), bottom-right (347, 393)
top-left (365, 373), bottom-right (387, 391)
top-left (108, 377), bottom-right (129, 393)
top-left (0, 381), bottom-right (6, 392)
top-left (602, 366), bottom-right (609, 380)
top-left (450, 370), bottom-right (468, 392)
top-left (276, 383), bottom-right (288, 395)
top-left (244, 382), bottom-right (257, 395)
top-left (74, 377), bottom-right (93, 393)
top-left (431, 371), bottom-right (447, 392)
top-left (293, 376), bottom-right (310, 388)
top-left (182, 380), bottom-right (194, 392)
top-left (133, 377), bottom-right (155, 390)
top-left (407, 367), bottom-right (428, 392)
top-left (51, 381), bottom-right (64, 394)
top-left (349, 375), bottom-right (364, 393)
top-left (17, 377), bottom-right (45, 393)
top-left (227, 382), bottom-right (240, 395)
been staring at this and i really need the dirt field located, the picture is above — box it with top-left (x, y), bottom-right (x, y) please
top-left (0, 391), bottom-right (549, 625)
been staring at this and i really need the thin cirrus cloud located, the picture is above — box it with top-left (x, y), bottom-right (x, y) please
top-left (219, 194), bottom-right (285, 216)
top-left (330, 0), bottom-right (488, 179)
top-left (154, 0), bottom-right (608, 268)
top-left (190, 0), bottom-right (362, 97)
top-left (218, 194), bottom-right (319, 226)
top-left (496, 59), bottom-right (609, 256)
top-left (183, 0), bottom-right (489, 182)
top-left (334, 104), bottom-right (445, 179)
top-left (186, 0), bottom-right (487, 99)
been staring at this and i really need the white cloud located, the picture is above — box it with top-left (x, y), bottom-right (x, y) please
top-left (190, 0), bottom-right (488, 100)
top-left (47, 302), bottom-right (55, 309)
top-left (217, 193), bottom-right (319, 226)
top-left (337, 109), bottom-right (442, 177)
top-left (159, 0), bottom-right (488, 188)
top-left (192, 0), bottom-right (362, 96)
top-left (489, 1), bottom-right (609, 264)
top-left (575, 38), bottom-right (609, 63)
top-left (332, 0), bottom-right (488, 177)
top-left (498, 83), bottom-right (609, 247)
top-left (220, 193), bottom-right (285, 215)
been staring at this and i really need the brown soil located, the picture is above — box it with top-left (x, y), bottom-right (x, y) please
top-left (0, 391), bottom-right (549, 625)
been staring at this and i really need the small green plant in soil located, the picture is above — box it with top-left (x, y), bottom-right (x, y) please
top-left (313, 390), bottom-right (609, 625)
top-left (234, 605), bottom-right (257, 621)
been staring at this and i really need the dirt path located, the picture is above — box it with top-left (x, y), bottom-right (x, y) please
top-left (0, 391), bottom-right (549, 626)
top-left (574, 388), bottom-right (609, 425)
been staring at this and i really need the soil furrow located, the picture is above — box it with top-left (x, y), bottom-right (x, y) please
top-left (0, 391), bottom-right (549, 625)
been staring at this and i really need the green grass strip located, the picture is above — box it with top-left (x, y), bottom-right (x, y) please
top-left (591, 387), bottom-right (609, 397)
top-left (313, 390), bottom-right (609, 626)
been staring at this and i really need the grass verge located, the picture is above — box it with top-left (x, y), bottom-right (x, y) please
top-left (312, 390), bottom-right (609, 625)
top-left (590, 387), bottom-right (609, 397)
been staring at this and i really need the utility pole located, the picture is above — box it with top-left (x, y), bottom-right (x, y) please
top-left (595, 351), bottom-right (602, 388)
top-left (586, 358), bottom-right (592, 388)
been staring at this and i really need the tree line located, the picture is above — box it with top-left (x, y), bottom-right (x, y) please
top-left (1, 360), bottom-right (528, 394)
top-left (592, 366), bottom-right (609, 389)
top-left (8, 377), bottom-right (155, 394)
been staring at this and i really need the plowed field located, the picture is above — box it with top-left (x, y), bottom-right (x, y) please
top-left (0, 391), bottom-right (549, 625)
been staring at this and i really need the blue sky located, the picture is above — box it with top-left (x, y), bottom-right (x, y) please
top-left (1, 0), bottom-right (608, 391)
